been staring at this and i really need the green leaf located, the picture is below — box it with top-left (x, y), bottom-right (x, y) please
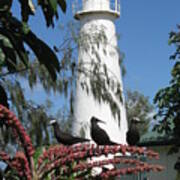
top-left (0, 0), bottom-right (12, 12)
top-left (38, 0), bottom-right (64, 27)
top-left (58, 0), bottom-right (66, 13)
top-left (33, 147), bottom-right (43, 165)
top-left (168, 38), bottom-right (172, 45)
top-left (38, 0), bottom-right (54, 27)
top-left (49, 0), bottom-right (58, 13)
top-left (18, 0), bottom-right (35, 22)
top-left (23, 30), bottom-right (60, 80)
top-left (0, 42), bottom-right (17, 72)
top-left (0, 28), bottom-right (29, 67)
top-left (22, 22), bottom-right (30, 34)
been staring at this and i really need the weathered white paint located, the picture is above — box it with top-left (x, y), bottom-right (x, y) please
top-left (72, 0), bottom-right (128, 144)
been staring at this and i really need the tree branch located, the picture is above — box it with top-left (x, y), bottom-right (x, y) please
top-left (0, 67), bottom-right (29, 78)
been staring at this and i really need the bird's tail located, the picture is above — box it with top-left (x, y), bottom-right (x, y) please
top-left (74, 137), bottom-right (90, 143)
top-left (109, 141), bottom-right (119, 145)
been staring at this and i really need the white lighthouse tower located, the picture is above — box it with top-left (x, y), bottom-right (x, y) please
top-left (72, 0), bottom-right (128, 144)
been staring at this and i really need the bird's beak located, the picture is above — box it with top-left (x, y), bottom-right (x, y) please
top-left (134, 120), bottom-right (144, 124)
top-left (49, 119), bottom-right (56, 126)
top-left (97, 119), bottom-right (106, 124)
top-left (132, 117), bottom-right (143, 123)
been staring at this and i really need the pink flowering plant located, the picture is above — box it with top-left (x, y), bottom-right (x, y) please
top-left (0, 105), bottom-right (163, 179)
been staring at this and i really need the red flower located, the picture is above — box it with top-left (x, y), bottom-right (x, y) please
top-left (0, 105), bottom-right (35, 159)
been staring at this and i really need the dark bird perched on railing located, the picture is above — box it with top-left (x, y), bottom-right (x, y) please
top-left (90, 116), bottom-right (118, 145)
top-left (49, 119), bottom-right (90, 145)
top-left (0, 85), bottom-right (9, 109)
top-left (0, 85), bottom-right (9, 128)
top-left (0, 169), bottom-right (3, 180)
top-left (174, 157), bottom-right (180, 171)
top-left (126, 117), bottom-right (141, 146)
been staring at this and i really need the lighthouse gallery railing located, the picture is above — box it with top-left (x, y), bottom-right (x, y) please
top-left (72, 0), bottom-right (120, 15)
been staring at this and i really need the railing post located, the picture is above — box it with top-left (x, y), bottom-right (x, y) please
top-left (73, 0), bottom-right (120, 16)
top-left (116, 0), bottom-right (118, 11)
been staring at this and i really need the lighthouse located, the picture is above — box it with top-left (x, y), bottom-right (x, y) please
top-left (72, 0), bottom-right (128, 144)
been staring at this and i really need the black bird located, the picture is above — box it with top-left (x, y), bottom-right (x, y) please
top-left (49, 119), bottom-right (90, 145)
top-left (126, 117), bottom-right (141, 146)
top-left (0, 85), bottom-right (9, 108)
top-left (90, 116), bottom-right (118, 145)
top-left (0, 85), bottom-right (9, 127)
top-left (0, 168), bottom-right (3, 180)
top-left (174, 157), bottom-right (180, 171)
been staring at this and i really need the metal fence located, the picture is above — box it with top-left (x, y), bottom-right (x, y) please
top-left (72, 0), bottom-right (120, 14)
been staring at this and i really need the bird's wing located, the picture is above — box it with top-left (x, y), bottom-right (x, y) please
top-left (73, 137), bottom-right (89, 143)
top-left (53, 126), bottom-right (69, 142)
top-left (93, 127), bottom-right (111, 144)
top-left (60, 131), bottom-right (75, 140)
top-left (126, 130), bottom-right (140, 146)
top-left (98, 128), bottom-right (118, 145)
top-left (0, 85), bottom-right (9, 108)
top-left (60, 131), bottom-right (89, 144)
top-left (99, 128), bottom-right (111, 141)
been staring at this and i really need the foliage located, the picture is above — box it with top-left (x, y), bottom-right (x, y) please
top-left (0, 105), bottom-right (163, 179)
top-left (126, 90), bottom-right (154, 135)
top-left (0, 80), bottom-right (53, 149)
top-left (0, 0), bottom-right (66, 80)
top-left (154, 25), bottom-right (180, 153)
top-left (0, 0), bottom-right (67, 149)
top-left (55, 106), bottom-right (74, 134)
top-left (23, 102), bottom-right (51, 148)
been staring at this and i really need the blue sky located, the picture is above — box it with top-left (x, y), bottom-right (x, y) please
top-left (118, 0), bottom-right (180, 103)
top-left (12, 0), bottom-right (180, 110)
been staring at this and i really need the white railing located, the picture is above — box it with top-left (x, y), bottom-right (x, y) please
top-left (72, 0), bottom-right (120, 15)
